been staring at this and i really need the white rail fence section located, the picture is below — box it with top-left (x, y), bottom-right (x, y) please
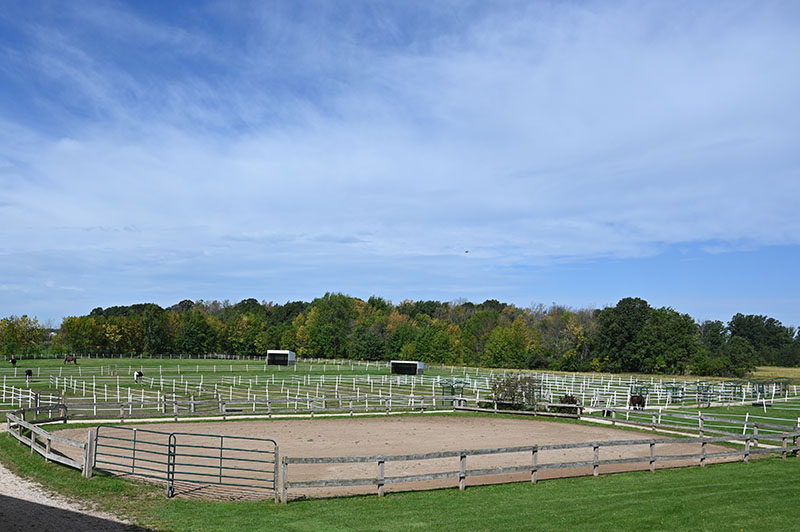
top-left (583, 406), bottom-right (800, 442)
top-left (2, 359), bottom-right (798, 412)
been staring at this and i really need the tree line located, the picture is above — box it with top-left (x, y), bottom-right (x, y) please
top-left (2, 295), bottom-right (799, 377)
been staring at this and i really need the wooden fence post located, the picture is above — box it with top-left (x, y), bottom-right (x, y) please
top-left (744, 437), bottom-right (750, 463)
top-left (593, 445), bottom-right (599, 477)
top-left (701, 440), bottom-right (707, 468)
top-left (83, 429), bottom-right (95, 478)
top-left (378, 459), bottom-right (385, 497)
top-left (649, 441), bottom-right (655, 473)
top-left (281, 457), bottom-right (288, 504)
top-left (753, 425), bottom-right (759, 447)
top-left (531, 446), bottom-right (538, 485)
top-left (459, 454), bottom-right (466, 491)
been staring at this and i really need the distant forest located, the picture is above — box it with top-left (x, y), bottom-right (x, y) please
top-left (2, 295), bottom-right (799, 378)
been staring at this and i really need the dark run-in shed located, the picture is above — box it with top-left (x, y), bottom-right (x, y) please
top-left (266, 350), bottom-right (296, 366)
top-left (390, 360), bottom-right (424, 375)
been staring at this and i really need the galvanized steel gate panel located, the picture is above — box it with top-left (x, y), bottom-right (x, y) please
top-left (93, 425), bottom-right (279, 501)
top-left (166, 432), bottom-right (278, 501)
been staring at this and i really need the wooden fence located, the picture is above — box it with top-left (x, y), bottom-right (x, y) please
top-left (280, 431), bottom-right (800, 503)
top-left (5, 404), bottom-right (94, 478)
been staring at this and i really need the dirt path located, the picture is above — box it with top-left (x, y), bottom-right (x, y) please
top-left (0, 425), bottom-right (148, 531)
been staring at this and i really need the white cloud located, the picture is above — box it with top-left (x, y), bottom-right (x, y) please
top-left (1, 1), bottom-right (799, 320)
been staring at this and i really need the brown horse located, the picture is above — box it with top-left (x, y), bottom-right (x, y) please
top-left (64, 355), bottom-right (78, 364)
top-left (629, 394), bottom-right (646, 410)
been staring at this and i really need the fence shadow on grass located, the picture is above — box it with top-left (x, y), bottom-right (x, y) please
top-left (0, 494), bottom-right (154, 532)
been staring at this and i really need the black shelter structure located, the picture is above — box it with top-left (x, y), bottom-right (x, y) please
top-left (266, 350), bottom-right (296, 366)
top-left (390, 360), bottom-right (424, 375)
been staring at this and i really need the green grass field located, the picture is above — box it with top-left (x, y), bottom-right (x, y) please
top-left (1, 431), bottom-right (798, 531)
top-left (4, 357), bottom-right (800, 531)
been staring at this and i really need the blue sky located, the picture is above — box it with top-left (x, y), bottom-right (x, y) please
top-left (1, 1), bottom-right (799, 327)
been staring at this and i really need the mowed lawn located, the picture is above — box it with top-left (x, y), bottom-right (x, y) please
top-left (2, 432), bottom-right (799, 532)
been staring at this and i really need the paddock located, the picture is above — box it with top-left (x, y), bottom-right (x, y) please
top-left (55, 415), bottom-right (739, 500)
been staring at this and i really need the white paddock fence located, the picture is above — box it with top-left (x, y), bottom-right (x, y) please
top-left (584, 406), bottom-right (800, 443)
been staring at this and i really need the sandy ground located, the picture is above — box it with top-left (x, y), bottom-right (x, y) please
top-left (56, 415), bottom-right (732, 500)
top-left (0, 443), bottom-right (148, 531)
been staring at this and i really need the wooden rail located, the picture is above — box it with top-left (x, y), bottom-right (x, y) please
top-left (280, 432), bottom-right (800, 503)
top-left (5, 405), bottom-right (93, 477)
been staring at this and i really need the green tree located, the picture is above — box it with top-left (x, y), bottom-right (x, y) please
top-left (60, 316), bottom-right (104, 354)
top-left (630, 307), bottom-right (698, 374)
top-left (412, 318), bottom-right (460, 365)
top-left (305, 293), bottom-right (356, 358)
top-left (592, 297), bottom-right (652, 372)
top-left (728, 313), bottom-right (798, 366)
top-left (141, 306), bottom-right (171, 355)
top-left (461, 310), bottom-right (499, 366)
top-left (176, 310), bottom-right (218, 355)
top-left (484, 316), bottom-right (531, 368)
top-left (0, 315), bottom-right (47, 356)
top-left (350, 326), bottom-right (389, 360)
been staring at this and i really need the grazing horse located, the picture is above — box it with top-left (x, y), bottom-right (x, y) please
top-left (9, 357), bottom-right (17, 367)
top-left (25, 369), bottom-right (33, 384)
top-left (64, 355), bottom-right (77, 364)
top-left (134, 370), bottom-right (144, 384)
top-left (629, 394), bottom-right (646, 410)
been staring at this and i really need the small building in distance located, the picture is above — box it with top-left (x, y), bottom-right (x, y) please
top-left (266, 350), bottom-right (296, 366)
top-left (390, 360), bottom-right (424, 375)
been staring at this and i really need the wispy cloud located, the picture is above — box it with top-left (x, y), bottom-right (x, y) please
top-left (0, 1), bottom-right (799, 322)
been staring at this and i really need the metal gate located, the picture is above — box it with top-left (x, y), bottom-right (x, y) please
top-left (94, 426), bottom-right (172, 483)
top-left (166, 432), bottom-right (278, 501)
top-left (93, 426), bottom-right (279, 501)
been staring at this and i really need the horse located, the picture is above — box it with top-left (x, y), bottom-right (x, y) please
top-left (25, 369), bottom-right (33, 383)
top-left (9, 357), bottom-right (17, 367)
top-left (64, 355), bottom-right (77, 365)
top-left (629, 394), bottom-right (646, 410)
top-left (134, 370), bottom-right (144, 384)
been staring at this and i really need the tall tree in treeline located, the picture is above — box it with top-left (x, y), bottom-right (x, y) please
top-left (5, 294), bottom-right (799, 378)
top-left (0, 315), bottom-right (47, 356)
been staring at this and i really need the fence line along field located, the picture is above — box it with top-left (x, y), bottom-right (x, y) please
top-left (4, 357), bottom-right (799, 420)
top-left (48, 415), bottom-right (794, 501)
top-left (4, 355), bottom-right (800, 504)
